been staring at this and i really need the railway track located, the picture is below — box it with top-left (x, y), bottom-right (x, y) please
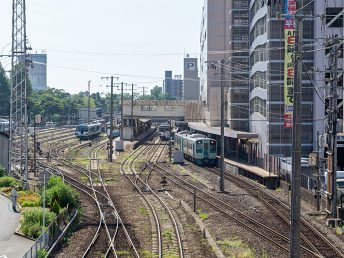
top-left (206, 166), bottom-right (344, 258)
top-left (120, 134), bottom-right (185, 258)
top-left (39, 138), bottom-right (140, 257)
top-left (143, 147), bottom-right (330, 257)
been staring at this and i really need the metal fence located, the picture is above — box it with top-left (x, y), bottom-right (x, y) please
top-left (22, 206), bottom-right (74, 258)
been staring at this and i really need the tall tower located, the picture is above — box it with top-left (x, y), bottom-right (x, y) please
top-left (9, 0), bottom-right (29, 181)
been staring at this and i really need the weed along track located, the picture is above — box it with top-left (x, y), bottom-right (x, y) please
top-left (120, 134), bottom-right (185, 258)
top-left (147, 148), bottom-right (333, 257)
top-left (39, 138), bottom-right (140, 257)
top-left (206, 166), bottom-right (344, 258)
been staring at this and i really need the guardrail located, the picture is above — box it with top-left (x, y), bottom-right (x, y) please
top-left (22, 205), bottom-right (76, 258)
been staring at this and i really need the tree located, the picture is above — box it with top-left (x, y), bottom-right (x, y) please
top-left (0, 62), bottom-right (10, 116)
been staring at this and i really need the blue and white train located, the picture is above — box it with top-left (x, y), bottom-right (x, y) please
top-left (174, 131), bottom-right (217, 165)
top-left (0, 119), bottom-right (10, 133)
top-left (75, 123), bottom-right (102, 140)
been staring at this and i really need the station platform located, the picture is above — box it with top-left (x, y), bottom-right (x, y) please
top-left (113, 128), bottom-right (157, 153)
top-left (224, 158), bottom-right (278, 189)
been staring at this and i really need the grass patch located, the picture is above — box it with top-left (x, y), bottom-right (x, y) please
top-left (276, 188), bottom-right (284, 193)
top-left (197, 209), bottom-right (209, 221)
top-left (140, 250), bottom-right (158, 258)
top-left (217, 237), bottom-right (256, 257)
top-left (79, 175), bottom-right (88, 184)
top-left (335, 227), bottom-right (343, 236)
top-left (162, 229), bottom-right (173, 243)
top-left (139, 207), bottom-right (149, 216)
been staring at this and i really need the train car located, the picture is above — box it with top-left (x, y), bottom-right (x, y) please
top-left (0, 119), bottom-right (10, 133)
top-left (174, 130), bottom-right (192, 150)
top-left (94, 119), bottom-right (106, 132)
top-left (75, 123), bottom-right (102, 140)
top-left (176, 133), bottom-right (217, 165)
top-left (106, 123), bottom-right (120, 138)
top-left (158, 123), bottom-right (170, 141)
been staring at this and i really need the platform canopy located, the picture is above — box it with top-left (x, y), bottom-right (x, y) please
top-left (188, 122), bottom-right (258, 139)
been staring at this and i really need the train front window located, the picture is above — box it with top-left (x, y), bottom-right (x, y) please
top-left (210, 140), bottom-right (216, 153)
top-left (159, 127), bottom-right (168, 132)
top-left (196, 140), bottom-right (203, 153)
top-left (77, 126), bottom-right (87, 132)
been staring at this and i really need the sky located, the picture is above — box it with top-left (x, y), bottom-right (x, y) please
top-left (0, 0), bottom-right (204, 94)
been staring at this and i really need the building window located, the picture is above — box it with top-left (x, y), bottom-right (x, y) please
top-left (141, 105), bottom-right (149, 111)
top-left (326, 8), bottom-right (344, 27)
top-left (250, 97), bottom-right (266, 116)
top-left (250, 72), bottom-right (267, 91)
top-left (141, 105), bottom-right (157, 111)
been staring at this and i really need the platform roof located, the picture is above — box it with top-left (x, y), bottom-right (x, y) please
top-left (188, 122), bottom-right (258, 139)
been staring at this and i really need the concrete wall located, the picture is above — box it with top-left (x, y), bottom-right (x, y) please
top-left (184, 57), bottom-right (200, 100)
top-left (0, 133), bottom-right (9, 172)
top-left (280, 180), bottom-right (327, 209)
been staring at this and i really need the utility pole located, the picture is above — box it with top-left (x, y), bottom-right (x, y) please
top-left (290, 1), bottom-right (303, 257)
top-left (101, 76), bottom-right (119, 162)
top-left (169, 117), bottom-right (172, 162)
top-left (220, 59), bottom-right (225, 192)
top-left (325, 36), bottom-right (340, 218)
top-left (121, 82), bottom-right (124, 140)
top-left (33, 119), bottom-right (37, 177)
top-left (131, 83), bottom-right (134, 142)
top-left (88, 80), bottom-right (91, 125)
top-left (110, 77), bottom-right (114, 161)
top-left (316, 131), bottom-right (321, 211)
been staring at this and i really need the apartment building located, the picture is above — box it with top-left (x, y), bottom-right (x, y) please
top-left (200, 0), bottom-right (342, 159)
top-left (200, 0), bottom-right (250, 131)
top-left (163, 71), bottom-right (183, 100)
top-left (249, 0), bottom-right (316, 157)
top-left (200, 0), bottom-right (230, 127)
top-left (313, 0), bottom-right (344, 150)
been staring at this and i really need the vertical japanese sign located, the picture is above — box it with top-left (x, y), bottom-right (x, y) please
top-left (283, 0), bottom-right (296, 128)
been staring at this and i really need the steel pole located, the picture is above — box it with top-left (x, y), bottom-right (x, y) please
top-left (121, 82), bottom-right (124, 140)
top-left (88, 80), bottom-right (91, 125)
top-left (290, 3), bottom-right (303, 257)
top-left (331, 43), bottom-right (339, 218)
top-left (220, 59), bottom-right (225, 192)
top-left (109, 77), bottom-right (114, 162)
top-left (131, 83), bottom-right (134, 142)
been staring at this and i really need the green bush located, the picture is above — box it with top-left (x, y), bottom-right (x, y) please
top-left (43, 176), bottom-right (79, 209)
top-left (27, 224), bottom-right (42, 239)
top-left (37, 249), bottom-right (48, 258)
top-left (47, 176), bottom-right (63, 189)
top-left (50, 191), bottom-right (60, 208)
top-left (21, 200), bottom-right (41, 207)
top-left (0, 176), bottom-right (21, 188)
top-left (51, 199), bottom-right (61, 214)
top-left (0, 165), bottom-right (5, 177)
top-left (21, 208), bottom-right (56, 238)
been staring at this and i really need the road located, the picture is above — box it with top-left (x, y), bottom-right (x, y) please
top-left (0, 195), bottom-right (34, 258)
